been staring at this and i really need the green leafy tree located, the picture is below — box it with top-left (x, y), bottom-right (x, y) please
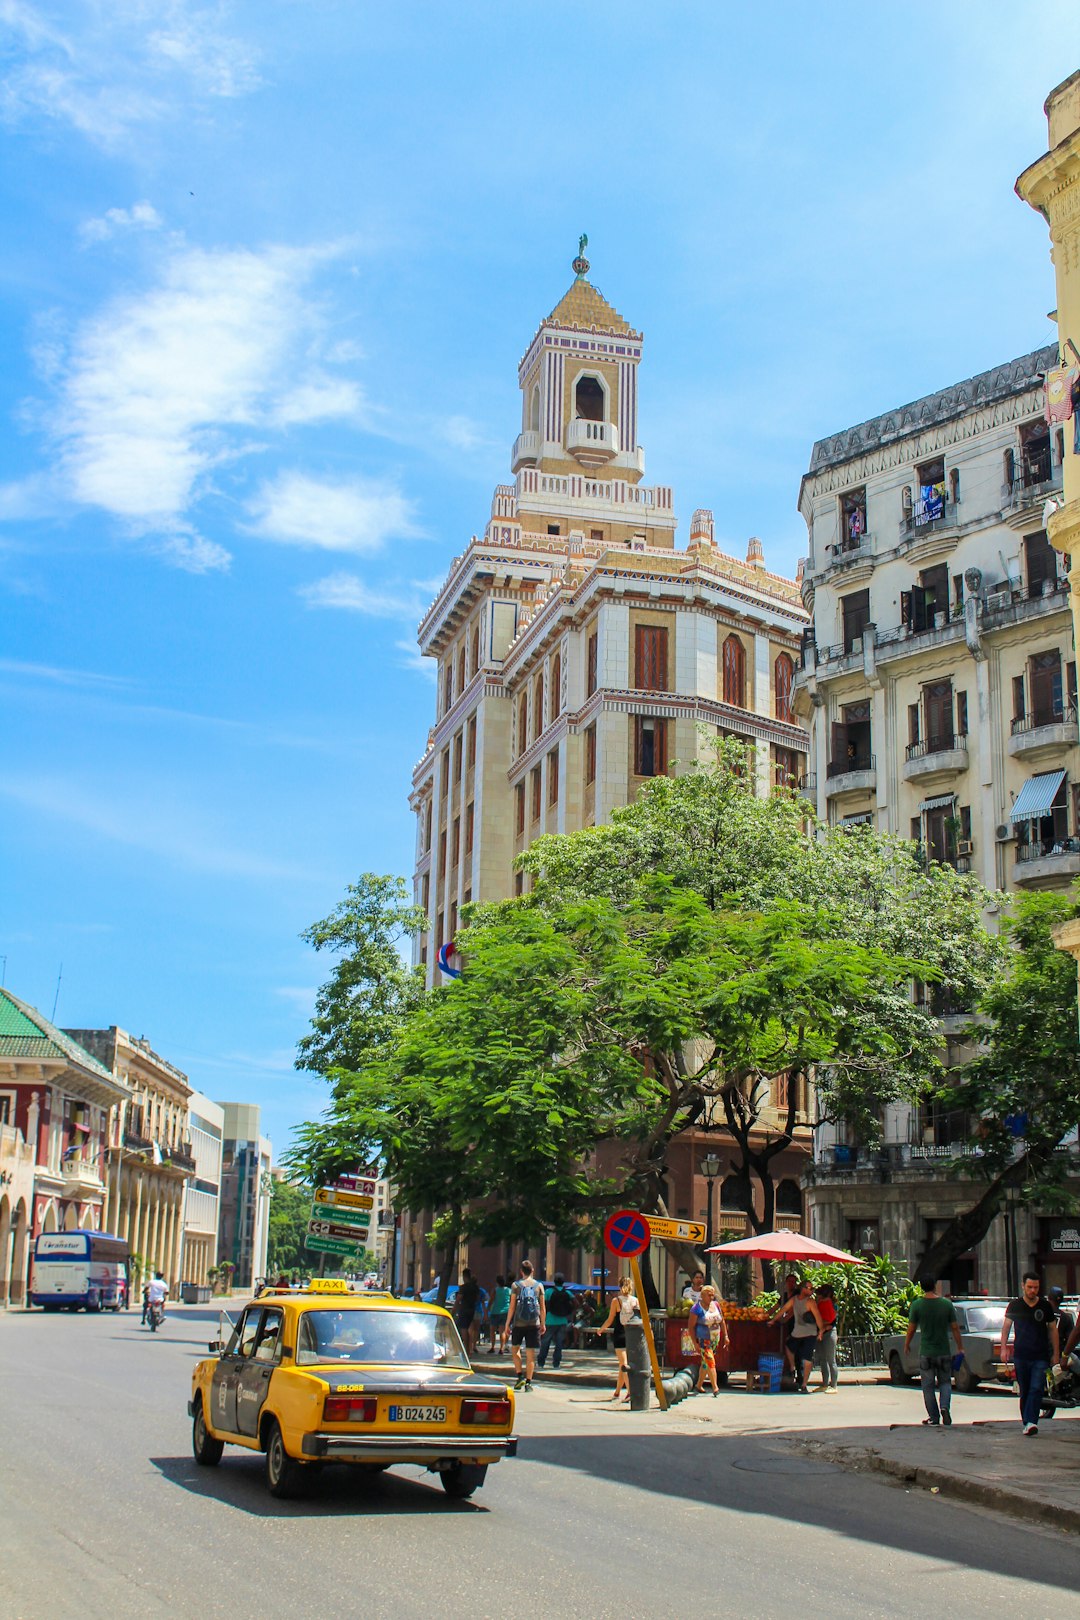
top-left (917, 890), bottom-right (1080, 1280)
top-left (266, 1179), bottom-right (313, 1275)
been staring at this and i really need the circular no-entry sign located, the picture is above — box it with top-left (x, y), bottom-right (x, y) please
top-left (604, 1209), bottom-right (650, 1259)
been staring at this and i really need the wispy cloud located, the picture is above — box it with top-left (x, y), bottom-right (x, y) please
top-left (79, 200), bottom-right (163, 245)
top-left (40, 241), bottom-right (366, 569)
top-left (274, 986), bottom-right (318, 1014)
top-left (297, 573), bottom-right (427, 617)
top-left (0, 773), bottom-right (321, 883)
top-left (395, 640), bottom-right (437, 682)
top-left (440, 414), bottom-right (492, 453)
top-left (0, 658), bottom-right (129, 690)
top-left (246, 471), bottom-right (420, 554)
top-left (0, 1), bottom-right (260, 148)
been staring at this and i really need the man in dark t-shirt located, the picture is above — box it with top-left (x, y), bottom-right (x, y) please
top-left (1004, 1271), bottom-right (1061, 1435)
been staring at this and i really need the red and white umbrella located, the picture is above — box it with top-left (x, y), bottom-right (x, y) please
top-left (705, 1230), bottom-right (864, 1265)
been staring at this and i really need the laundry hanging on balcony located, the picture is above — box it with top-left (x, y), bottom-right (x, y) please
top-left (1044, 364), bottom-right (1078, 424)
top-left (1009, 768), bottom-right (1066, 822)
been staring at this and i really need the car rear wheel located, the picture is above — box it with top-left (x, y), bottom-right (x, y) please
top-left (954, 1363), bottom-right (980, 1394)
top-left (192, 1398), bottom-right (224, 1466)
top-left (265, 1420), bottom-right (306, 1499)
top-left (888, 1353), bottom-right (910, 1385)
top-left (439, 1463), bottom-right (487, 1499)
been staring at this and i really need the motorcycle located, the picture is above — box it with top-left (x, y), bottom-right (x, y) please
top-left (147, 1299), bottom-right (165, 1333)
top-left (1041, 1350), bottom-right (1080, 1417)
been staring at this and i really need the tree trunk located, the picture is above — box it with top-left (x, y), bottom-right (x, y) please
top-left (637, 1242), bottom-right (661, 1309)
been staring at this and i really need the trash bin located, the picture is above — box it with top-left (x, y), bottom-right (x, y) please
top-left (180, 1283), bottom-right (212, 1304)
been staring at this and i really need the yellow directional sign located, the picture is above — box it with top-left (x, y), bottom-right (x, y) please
top-left (314, 1187), bottom-right (374, 1210)
top-left (646, 1216), bottom-right (707, 1245)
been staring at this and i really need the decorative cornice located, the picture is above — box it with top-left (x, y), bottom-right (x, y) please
top-left (805, 346), bottom-right (1056, 479)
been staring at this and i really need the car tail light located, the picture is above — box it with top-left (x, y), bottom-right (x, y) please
top-left (460, 1398), bottom-right (512, 1425)
top-left (323, 1396), bottom-right (377, 1424)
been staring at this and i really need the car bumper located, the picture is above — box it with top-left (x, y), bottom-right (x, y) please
top-left (300, 1432), bottom-right (518, 1463)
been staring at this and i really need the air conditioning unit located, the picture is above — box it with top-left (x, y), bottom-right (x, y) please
top-left (956, 839), bottom-right (973, 856)
top-left (996, 823), bottom-right (1015, 842)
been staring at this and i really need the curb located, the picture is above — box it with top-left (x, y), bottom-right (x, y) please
top-left (793, 1438), bottom-right (1080, 1532)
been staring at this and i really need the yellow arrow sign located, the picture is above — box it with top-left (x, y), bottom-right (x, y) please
top-left (646, 1217), bottom-right (707, 1245)
top-left (314, 1188), bottom-right (374, 1210)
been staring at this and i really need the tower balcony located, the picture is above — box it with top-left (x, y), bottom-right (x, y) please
top-left (566, 418), bottom-right (619, 467)
top-left (511, 429), bottom-right (542, 471)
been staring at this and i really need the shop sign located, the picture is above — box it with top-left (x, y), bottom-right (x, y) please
top-left (1048, 1223), bottom-right (1080, 1253)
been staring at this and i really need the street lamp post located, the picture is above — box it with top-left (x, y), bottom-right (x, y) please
top-left (700, 1153), bottom-right (722, 1286)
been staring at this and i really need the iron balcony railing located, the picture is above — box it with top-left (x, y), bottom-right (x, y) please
top-left (905, 731), bottom-right (967, 761)
top-left (1016, 835), bottom-right (1079, 863)
top-left (827, 753), bottom-right (876, 778)
top-left (1011, 705), bottom-right (1076, 736)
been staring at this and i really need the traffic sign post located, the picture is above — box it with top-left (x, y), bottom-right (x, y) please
top-left (314, 1187), bottom-right (373, 1210)
top-left (307, 1218), bottom-right (372, 1243)
top-left (645, 1216), bottom-right (707, 1246)
top-left (305, 1234), bottom-right (364, 1259)
top-left (603, 1210), bottom-right (667, 1411)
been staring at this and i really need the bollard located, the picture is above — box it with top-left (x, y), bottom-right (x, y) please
top-left (662, 1367), bottom-right (695, 1405)
top-left (624, 1321), bottom-right (651, 1409)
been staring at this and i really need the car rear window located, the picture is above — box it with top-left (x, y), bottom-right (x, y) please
top-left (962, 1306), bottom-right (1006, 1333)
top-left (295, 1309), bottom-right (470, 1368)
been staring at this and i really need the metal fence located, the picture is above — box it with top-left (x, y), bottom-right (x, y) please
top-left (837, 1334), bottom-right (886, 1369)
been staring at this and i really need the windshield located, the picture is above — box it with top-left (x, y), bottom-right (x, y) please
top-left (295, 1309), bottom-right (470, 1368)
top-left (962, 1306), bottom-right (1006, 1333)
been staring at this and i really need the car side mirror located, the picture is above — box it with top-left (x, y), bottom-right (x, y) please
top-left (208, 1339), bottom-right (224, 1354)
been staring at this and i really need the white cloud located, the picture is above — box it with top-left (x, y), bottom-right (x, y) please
top-left (246, 471), bottom-right (419, 554)
top-left (394, 640), bottom-right (437, 682)
top-left (274, 986), bottom-right (319, 1014)
top-left (441, 414), bottom-right (491, 453)
top-left (0, 2), bottom-right (260, 147)
top-left (298, 573), bottom-right (426, 618)
top-left (40, 241), bottom-right (369, 568)
top-left (80, 200), bottom-right (163, 245)
top-left (0, 658), bottom-right (129, 690)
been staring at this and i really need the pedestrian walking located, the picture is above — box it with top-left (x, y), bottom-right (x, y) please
top-left (814, 1283), bottom-right (839, 1391)
top-left (597, 1276), bottom-right (640, 1401)
top-left (1003, 1271), bottom-right (1060, 1436)
top-left (689, 1283), bottom-right (728, 1396)
top-left (904, 1276), bottom-right (963, 1427)
top-left (774, 1278), bottom-right (822, 1393)
top-left (538, 1274), bottom-right (574, 1369)
top-left (454, 1268), bottom-right (481, 1355)
top-left (488, 1274), bottom-right (510, 1353)
top-left (503, 1260), bottom-right (546, 1391)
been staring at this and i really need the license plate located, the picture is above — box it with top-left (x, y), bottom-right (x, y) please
top-left (388, 1404), bottom-right (447, 1423)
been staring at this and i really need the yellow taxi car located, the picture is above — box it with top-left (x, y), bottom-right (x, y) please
top-left (188, 1282), bottom-right (516, 1500)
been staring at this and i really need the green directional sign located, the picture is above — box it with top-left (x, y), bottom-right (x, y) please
top-left (309, 1201), bottom-right (370, 1230)
top-left (305, 1234), bottom-right (364, 1258)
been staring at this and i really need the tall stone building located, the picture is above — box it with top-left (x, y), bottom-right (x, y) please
top-left (794, 348), bottom-right (1080, 1293)
top-left (404, 256), bottom-right (811, 1296)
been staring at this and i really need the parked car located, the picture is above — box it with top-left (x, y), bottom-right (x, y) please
top-left (883, 1298), bottom-right (1013, 1392)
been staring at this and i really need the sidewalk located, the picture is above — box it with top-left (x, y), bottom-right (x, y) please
top-left (791, 1413), bottom-right (1080, 1531)
top-left (469, 1346), bottom-right (887, 1391)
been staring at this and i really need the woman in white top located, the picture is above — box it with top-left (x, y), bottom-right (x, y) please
top-left (597, 1276), bottom-right (640, 1401)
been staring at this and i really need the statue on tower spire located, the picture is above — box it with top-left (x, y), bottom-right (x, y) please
top-left (572, 233), bottom-right (590, 279)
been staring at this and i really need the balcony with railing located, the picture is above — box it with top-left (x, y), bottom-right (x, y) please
top-left (1013, 832), bottom-right (1080, 887)
top-left (901, 492), bottom-right (956, 539)
top-left (1008, 705), bottom-right (1079, 759)
top-left (825, 753), bottom-right (876, 799)
top-left (511, 429), bottom-right (542, 471)
top-left (566, 418), bottom-right (619, 466)
top-left (903, 730), bottom-right (969, 781)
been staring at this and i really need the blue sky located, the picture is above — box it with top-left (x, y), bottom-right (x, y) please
top-left (2, 2), bottom-right (1077, 1158)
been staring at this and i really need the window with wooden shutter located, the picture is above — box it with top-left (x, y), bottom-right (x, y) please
top-left (635, 625), bottom-right (668, 691)
top-left (634, 717), bottom-right (667, 778)
top-left (465, 803), bottom-right (474, 854)
top-left (722, 635), bottom-right (746, 707)
top-left (515, 782), bottom-right (525, 834)
top-left (548, 749), bottom-right (559, 804)
top-left (438, 830), bottom-right (446, 878)
top-left (774, 652), bottom-right (795, 723)
top-left (585, 724), bottom-right (597, 785)
top-left (552, 653), bottom-right (562, 716)
top-left (518, 693), bottom-right (527, 756)
top-left (586, 632), bottom-right (598, 697)
top-left (533, 674), bottom-right (544, 740)
top-left (531, 767), bottom-right (542, 820)
top-left (466, 716), bottom-right (477, 768)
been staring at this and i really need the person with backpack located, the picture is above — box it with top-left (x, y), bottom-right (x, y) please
top-left (538, 1274), bottom-right (574, 1369)
top-left (503, 1260), bottom-right (546, 1391)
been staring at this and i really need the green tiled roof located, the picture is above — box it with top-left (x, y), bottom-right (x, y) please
top-left (0, 988), bottom-right (119, 1084)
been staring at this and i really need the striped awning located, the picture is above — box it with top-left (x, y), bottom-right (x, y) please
top-left (920, 793), bottom-right (956, 812)
top-left (1010, 769), bottom-right (1066, 822)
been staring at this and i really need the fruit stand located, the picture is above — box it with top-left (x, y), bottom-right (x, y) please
top-left (663, 1301), bottom-right (786, 1378)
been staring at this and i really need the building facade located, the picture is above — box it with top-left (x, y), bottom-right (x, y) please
top-left (0, 990), bottom-right (129, 1287)
top-left (182, 1091), bottom-right (223, 1288)
top-left (217, 1103), bottom-right (272, 1290)
top-left (404, 259), bottom-right (812, 1298)
top-left (67, 1026), bottom-right (195, 1293)
top-left (794, 347), bottom-right (1080, 1292)
top-left (1017, 73), bottom-right (1080, 986)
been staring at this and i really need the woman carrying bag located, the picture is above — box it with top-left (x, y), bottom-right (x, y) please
top-left (689, 1284), bottom-right (728, 1396)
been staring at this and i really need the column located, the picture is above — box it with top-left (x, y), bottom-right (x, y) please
top-left (131, 1172), bottom-right (144, 1261)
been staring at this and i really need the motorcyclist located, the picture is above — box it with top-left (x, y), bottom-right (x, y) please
top-left (146, 1271), bottom-right (168, 1323)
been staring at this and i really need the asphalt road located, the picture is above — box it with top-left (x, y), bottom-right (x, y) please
top-left (3, 1305), bottom-right (1079, 1620)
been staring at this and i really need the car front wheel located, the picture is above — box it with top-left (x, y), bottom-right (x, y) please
top-left (265, 1420), bottom-right (306, 1499)
top-left (439, 1463), bottom-right (487, 1499)
top-left (192, 1399), bottom-right (224, 1466)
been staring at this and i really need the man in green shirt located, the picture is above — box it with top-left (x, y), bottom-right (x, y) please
top-left (905, 1276), bottom-right (964, 1427)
